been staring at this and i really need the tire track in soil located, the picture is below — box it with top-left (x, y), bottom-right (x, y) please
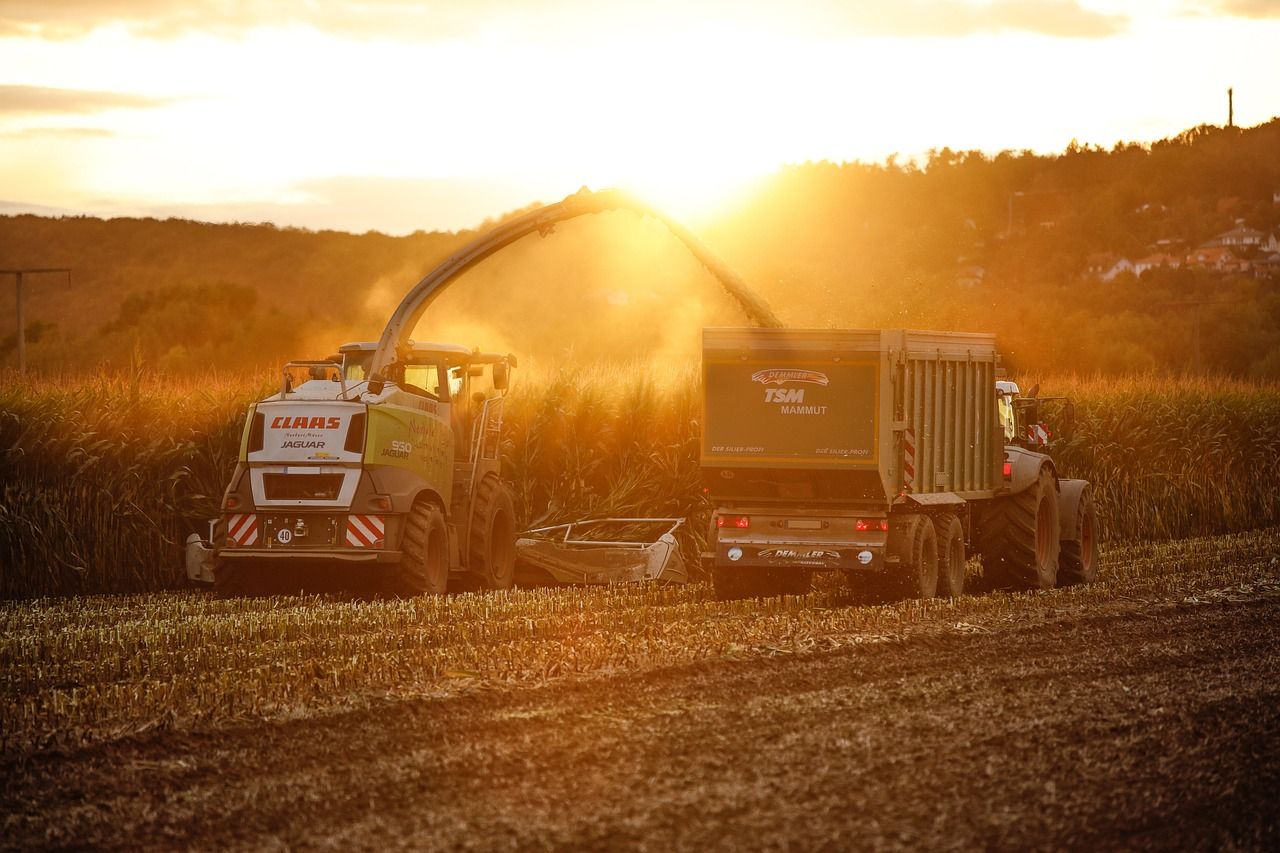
top-left (4, 595), bottom-right (1278, 850)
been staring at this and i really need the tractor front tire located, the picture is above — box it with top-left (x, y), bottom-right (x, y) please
top-left (1058, 486), bottom-right (1100, 586)
top-left (980, 466), bottom-right (1060, 590)
top-left (468, 476), bottom-right (517, 591)
top-left (390, 501), bottom-right (449, 597)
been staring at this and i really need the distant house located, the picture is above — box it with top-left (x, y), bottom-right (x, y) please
top-left (1134, 253), bottom-right (1181, 276)
top-left (1099, 257), bottom-right (1135, 281)
top-left (1086, 252), bottom-right (1117, 274)
top-left (1186, 246), bottom-right (1250, 274)
top-left (1264, 232), bottom-right (1280, 253)
top-left (1254, 254), bottom-right (1280, 279)
top-left (1203, 226), bottom-right (1266, 249)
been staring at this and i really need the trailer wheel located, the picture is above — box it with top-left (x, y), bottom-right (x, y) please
top-left (390, 501), bottom-right (449, 597)
top-left (980, 466), bottom-right (1059, 590)
top-left (1057, 486), bottom-right (1100, 586)
top-left (880, 514), bottom-right (938, 600)
top-left (933, 514), bottom-right (966, 598)
top-left (468, 476), bottom-right (516, 591)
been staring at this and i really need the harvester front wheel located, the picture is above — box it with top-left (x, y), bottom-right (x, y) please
top-left (468, 476), bottom-right (516, 591)
top-left (1057, 485), bottom-right (1100, 586)
top-left (979, 466), bottom-right (1059, 590)
top-left (933, 513), bottom-right (966, 598)
top-left (391, 501), bottom-right (449, 597)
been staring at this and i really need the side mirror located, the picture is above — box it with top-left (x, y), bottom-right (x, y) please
top-left (1026, 383), bottom-right (1040, 399)
top-left (492, 361), bottom-right (510, 391)
top-left (367, 372), bottom-right (385, 396)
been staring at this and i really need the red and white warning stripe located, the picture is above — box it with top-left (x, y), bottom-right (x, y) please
top-left (902, 429), bottom-right (916, 492)
top-left (345, 514), bottom-right (385, 548)
top-left (226, 513), bottom-right (258, 547)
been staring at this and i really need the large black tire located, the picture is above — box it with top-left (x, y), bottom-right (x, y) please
top-left (211, 518), bottom-right (255, 598)
top-left (933, 514), bottom-right (966, 598)
top-left (468, 476), bottom-right (516, 591)
top-left (980, 466), bottom-right (1060, 590)
top-left (388, 502), bottom-right (449, 597)
top-left (876, 514), bottom-right (938, 601)
top-left (1058, 486), bottom-right (1100, 586)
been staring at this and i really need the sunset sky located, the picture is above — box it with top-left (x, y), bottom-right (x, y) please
top-left (1, 1), bottom-right (1277, 234)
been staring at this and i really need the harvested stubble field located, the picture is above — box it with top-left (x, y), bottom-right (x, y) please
top-left (3, 528), bottom-right (1279, 849)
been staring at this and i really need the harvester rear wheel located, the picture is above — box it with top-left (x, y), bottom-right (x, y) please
top-left (875, 514), bottom-right (938, 601)
top-left (979, 466), bottom-right (1059, 590)
top-left (390, 501), bottom-right (449, 597)
top-left (933, 513), bottom-right (966, 598)
top-left (468, 476), bottom-right (516, 591)
top-left (1057, 486), bottom-right (1100, 586)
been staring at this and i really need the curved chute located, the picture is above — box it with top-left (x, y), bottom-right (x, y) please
top-left (369, 187), bottom-right (781, 376)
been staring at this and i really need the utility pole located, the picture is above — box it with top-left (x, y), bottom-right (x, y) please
top-left (1228, 87), bottom-right (1234, 128)
top-left (1, 268), bottom-right (71, 374)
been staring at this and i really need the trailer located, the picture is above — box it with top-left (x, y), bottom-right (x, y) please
top-left (701, 328), bottom-right (1099, 600)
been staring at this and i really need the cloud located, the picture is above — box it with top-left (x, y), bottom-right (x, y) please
top-left (137, 175), bottom-right (560, 235)
top-left (0, 85), bottom-right (169, 115)
top-left (0, 125), bottom-right (115, 138)
top-left (0, 0), bottom-right (1129, 42)
top-left (813, 1), bottom-right (1128, 38)
top-left (1207, 0), bottom-right (1280, 17)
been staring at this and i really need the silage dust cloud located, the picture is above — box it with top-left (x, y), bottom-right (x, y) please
top-left (408, 211), bottom-right (754, 373)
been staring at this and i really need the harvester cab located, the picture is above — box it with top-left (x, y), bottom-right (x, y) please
top-left (186, 341), bottom-right (519, 597)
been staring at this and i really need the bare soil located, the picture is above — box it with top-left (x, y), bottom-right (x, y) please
top-left (4, 590), bottom-right (1278, 850)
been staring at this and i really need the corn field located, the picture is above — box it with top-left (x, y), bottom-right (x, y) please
top-left (2, 368), bottom-right (1279, 598)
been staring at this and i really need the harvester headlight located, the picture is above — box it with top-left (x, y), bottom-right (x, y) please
top-left (727, 547), bottom-right (744, 562)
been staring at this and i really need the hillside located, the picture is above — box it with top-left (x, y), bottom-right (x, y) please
top-left (2, 118), bottom-right (1278, 376)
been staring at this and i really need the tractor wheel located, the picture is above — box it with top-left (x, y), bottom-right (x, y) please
top-left (389, 501), bottom-right (449, 597)
top-left (468, 476), bottom-right (516, 591)
top-left (979, 466), bottom-right (1060, 590)
top-left (933, 514), bottom-right (966, 598)
top-left (1058, 486), bottom-right (1100, 586)
top-left (878, 514), bottom-right (938, 601)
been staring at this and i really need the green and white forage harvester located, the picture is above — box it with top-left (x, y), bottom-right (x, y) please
top-left (187, 337), bottom-right (518, 596)
top-left (701, 328), bottom-right (1100, 600)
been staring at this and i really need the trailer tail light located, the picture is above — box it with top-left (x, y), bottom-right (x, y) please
top-left (717, 515), bottom-right (750, 529)
top-left (222, 495), bottom-right (241, 510)
top-left (369, 495), bottom-right (392, 511)
top-left (855, 518), bottom-right (889, 532)
top-left (1003, 460), bottom-right (1013, 478)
